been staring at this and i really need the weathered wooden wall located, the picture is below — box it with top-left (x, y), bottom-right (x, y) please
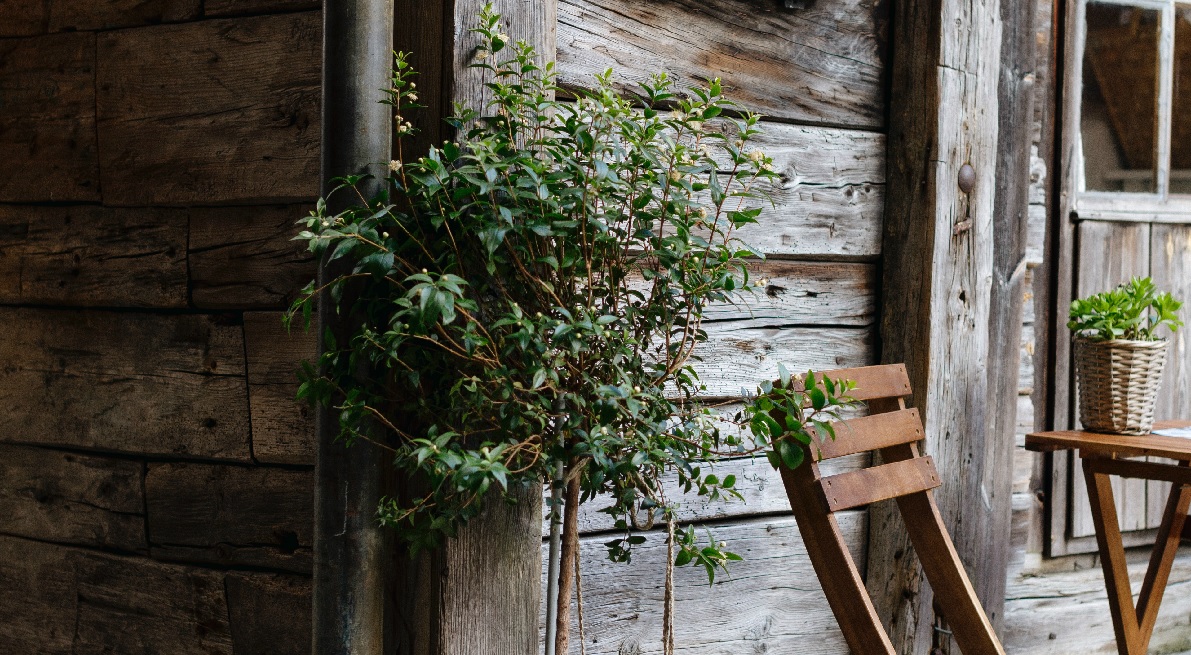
top-left (0, 1), bottom-right (320, 652)
top-left (1, 0), bottom-right (889, 653)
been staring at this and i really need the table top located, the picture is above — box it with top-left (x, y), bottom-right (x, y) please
top-left (1026, 420), bottom-right (1191, 460)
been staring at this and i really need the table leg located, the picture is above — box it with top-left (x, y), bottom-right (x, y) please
top-left (1083, 457), bottom-right (1144, 655)
top-left (1136, 461), bottom-right (1191, 645)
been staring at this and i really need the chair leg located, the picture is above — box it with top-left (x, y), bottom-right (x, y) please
top-left (895, 488), bottom-right (1006, 655)
top-left (779, 460), bottom-right (896, 655)
top-left (1083, 457), bottom-right (1144, 655)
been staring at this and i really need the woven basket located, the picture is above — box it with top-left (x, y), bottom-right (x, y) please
top-left (1073, 337), bottom-right (1168, 435)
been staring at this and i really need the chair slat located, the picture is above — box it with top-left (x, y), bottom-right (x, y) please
top-left (814, 408), bottom-right (924, 460)
top-left (819, 456), bottom-right (941, 512)
top-left (785, 364), bottom-right (912, 402)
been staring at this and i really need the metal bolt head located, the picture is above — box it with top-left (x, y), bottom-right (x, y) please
top-left (958, 163), bottom-right (976, 194)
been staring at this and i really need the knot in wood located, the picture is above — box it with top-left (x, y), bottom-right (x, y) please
top-left (957, 163), bottom-right (976, 194)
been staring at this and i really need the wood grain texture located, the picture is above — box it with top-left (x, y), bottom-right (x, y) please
top-left (0, 308), bottom-right (251, 460)
top-left (0, 205), bottom-right (188, 308)
top-left (820, 456), bottom-right (941, 512)
top-left (1070, 221), bottom-right (1152, 538)
top-left (244, 312), bottom-right (317, 465)
top-left (1003, 548), bottom-right (1191, 654)
top-left (0, 32), bottom-right (99, 202)
top-left (0, 0), bottom-right (201, 35)
top-left (189, 204), bottom-right (315, 309)
top-left (557, 0), bottom-right (887, 128)
top-left (691, 325), bottom-right (873, 399)
top-left (146, 462), bottom-right (313, 573)
top-left (205, 0), bottom-right (320, 16)
top-left (96, 12), bottom-right (321, 205)
top-left (541, 451), bottom-right (869, 536)
top-left (0, 536), bottom-right (81, 653)
top-left (0, 445), bottom-right (145, 552)
top-left (226, 572), bottom-right (312, 655)
top-left (871, 0), bottom-right (1007, 648)
top-left (539, 513), bottom-right (866, 655)
top-left (705, 261), bottom-right (877, 328)
top-left (718, 124), bottom-right (885, 258)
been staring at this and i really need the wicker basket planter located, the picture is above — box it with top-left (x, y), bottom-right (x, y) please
top-left (1073, 337), bottom-right (1168, 435)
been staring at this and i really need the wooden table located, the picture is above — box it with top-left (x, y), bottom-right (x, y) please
top-left (1026, 421), bottom-right (1191, 655)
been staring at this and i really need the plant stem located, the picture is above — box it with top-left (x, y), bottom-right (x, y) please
top-left (554, 465), bottom-right (581, 654)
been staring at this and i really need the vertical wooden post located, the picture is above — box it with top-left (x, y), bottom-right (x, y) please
top-left (393, 2), bottom-right (555, 654)
top-left (314, 1), bottom-right (394, 654)
top-left (869, 0), bottom-right (1019, 650)
top-left (981, 0), bottom-right (1037, 631)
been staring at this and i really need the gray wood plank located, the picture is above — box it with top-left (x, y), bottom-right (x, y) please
top-left (540, 513), bottom-right (865, 654)
top-left (1146, 223), bottom-right (1191, 528)
top-left (146, 462), bottom-right (312, 573)
top-left (244, 312), bottom-right (317, 465)
top-left (691, 325), bottom-right (874, 399)
top-left (189, 205), bottom-right (315, 309)
top-left (557, 0), bottom-right (886, 128)
top-left (0, 445), bottom-right (145, 552)
top-left (701, 261), bottom-right (877, 328)
top-left (96, 13), bottom-right (321, 205)
top-left (0, 309), bottom-right (252, 461)
top-left (0, 32), bottom-right (99, 202)
top-left (0, 205), bottom-right (188, 308)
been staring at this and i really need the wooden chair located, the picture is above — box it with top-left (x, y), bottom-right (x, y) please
top-left (776, 364), bottom-right (1006, 655)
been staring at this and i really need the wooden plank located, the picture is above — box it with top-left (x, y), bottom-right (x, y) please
top-left (705, 261), bottom-right (877, 328)
top-left (786, 363), bottom-right (912, 403)
top-left (1084, 457), bottom-right (1191, 486)
top-left (1070, 221), bottom-right (1153, 538)
top-left (50, 0), bottom-right (201, 32)
top-left (72, 547), bottom-right (234, 655)
top-left (0, 535), bottom-right (88, 654)
top-left (205, 0), bottom-right (320, 17)
top-left (226, 573), bottom-right (312, 655)
top-left (871, 0), bottom-right (1007, 647)
top-left (816, 408), bottom-right (923, 460)
top-left (557, 0), bottom-right (886, 128)
top-left (96, 13), bottom-right (321, 206)
top-left (0, 309), bottom-right (252, 461)
top-left (540, 513), bottom-right (866, 655)
top-left (146, 462), bottom-right (313, 573)
top-left (541, 451), bottom-right (868, 536)
top-left (189, 204), bottom-right (316, 309)
top-left (691, 325), bottom-right (874, 399)
top-left (715, 124), bottom-right (884, 258)
top-left (1148, 224), bottom-right (1191, 528)
top-left (0, 32), bottom-right (99, 202)
top-left (820, 456), bottom-right (940, 511)
top-left (244, 312), bottom-right (317, 465)
top-left (0, 445), bottom-right (144, 552)
top-left (0, 1), bottom-right (49, 37)
top-left (1025, 422), bottom-right (1191, 461)
top-left (1003, 548), bottom-right (1191, 654)
top-left (0, 205), bottom-right (188, 308)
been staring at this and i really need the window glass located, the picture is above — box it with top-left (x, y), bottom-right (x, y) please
top-left (1081, 3), bottom-right (1161, 192)
top-left (1173, 6), bottom-right (1191, 193)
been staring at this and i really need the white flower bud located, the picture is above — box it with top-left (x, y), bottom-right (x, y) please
top-left (748, 150), bottom-right (765, 163)
top-left (388, 160), bottom-right (402, 173)
top-left (382, 232), bottom-right (390, 238)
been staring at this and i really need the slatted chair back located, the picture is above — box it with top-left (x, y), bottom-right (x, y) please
top-left (776, 363), bottom-right (1006, 655)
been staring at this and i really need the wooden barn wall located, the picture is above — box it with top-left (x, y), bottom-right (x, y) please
top-left (0, 1), bottom-right (886, 654)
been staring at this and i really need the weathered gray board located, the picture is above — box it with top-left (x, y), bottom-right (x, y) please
top-left (557, 0), bottom-right (886, 129)
top-left (541, 513), bottom-right (864, 654)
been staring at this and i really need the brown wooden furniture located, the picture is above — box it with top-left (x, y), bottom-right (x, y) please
top-left (776, 364), bottom-right (1006, 655)
top-left (1027, 421), bottom-right (1191, 655)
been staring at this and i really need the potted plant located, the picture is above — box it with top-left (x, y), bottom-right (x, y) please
top-left (1068, 276), bottom-right (1183, 434)
top-left (286, 5), bottom-right (854, 652)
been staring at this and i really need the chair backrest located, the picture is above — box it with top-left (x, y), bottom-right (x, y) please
top-left (776, 364), bottom-right (1006, 655)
